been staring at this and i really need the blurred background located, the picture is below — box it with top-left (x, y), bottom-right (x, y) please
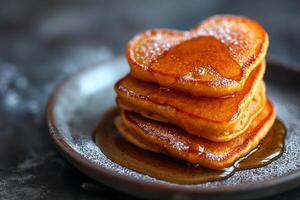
top-left (0, 0), bottom-right (299, 199)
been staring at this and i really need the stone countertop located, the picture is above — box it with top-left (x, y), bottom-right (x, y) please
top-left (0, 0), bottom-right (299, 199)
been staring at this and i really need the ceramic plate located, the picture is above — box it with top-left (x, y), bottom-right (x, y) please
top-left (47, 57), bottom-right (300, 200)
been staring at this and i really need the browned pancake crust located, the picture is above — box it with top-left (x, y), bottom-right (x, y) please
top-left (115, 100), bottom-right (276, 169)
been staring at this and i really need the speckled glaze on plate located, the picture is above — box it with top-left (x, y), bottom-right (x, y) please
top-left (47, 57), bottom-right (300, 200)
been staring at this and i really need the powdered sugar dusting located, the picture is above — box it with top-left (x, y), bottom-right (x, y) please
top-left (131, 30), bottom-right (191, 68)
top-left (195, 16), bottom-right (264, 67)
top-left (180, 65), bottom-right (237, 86)
top-left (209, 78), bottom-right (236, 87)
top-left (138, 122), bottom-right (190, 152)
top-left (180, 65), bottom-right (221, 82)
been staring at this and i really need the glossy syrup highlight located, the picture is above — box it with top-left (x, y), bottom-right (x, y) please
top-left (94, 108), bottom-right (286, 184)
top-left (148, 36), bottom-right (243, 82)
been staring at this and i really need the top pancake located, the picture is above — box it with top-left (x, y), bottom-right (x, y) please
top-left (127, 15), bottom-right (268, 97)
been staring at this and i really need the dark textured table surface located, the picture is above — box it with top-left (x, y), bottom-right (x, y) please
top-left (0, 0), bottom-right (299, 199)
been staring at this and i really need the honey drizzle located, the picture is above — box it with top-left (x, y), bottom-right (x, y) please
top-left (94, 108), bottom-right (286, 184)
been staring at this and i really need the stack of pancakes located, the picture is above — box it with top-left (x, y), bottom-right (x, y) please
top-left (114, 15), bottom-right (276, 170)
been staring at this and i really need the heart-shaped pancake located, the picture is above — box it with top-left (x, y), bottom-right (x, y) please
top-left (127, 15), bottom-right (268, 97)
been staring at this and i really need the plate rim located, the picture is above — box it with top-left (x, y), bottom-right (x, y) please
top-left (46, 58), bottom-right (300, 199)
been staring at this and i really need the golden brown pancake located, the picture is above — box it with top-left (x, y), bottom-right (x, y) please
top-left (127, 15), bottom-right (268, 97)
top-left (115, 100), bottom-right (276, 170)
top-left (115, 61), bottom-right (266, 142)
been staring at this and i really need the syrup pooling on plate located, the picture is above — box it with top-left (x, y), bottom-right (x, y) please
top-left (94, 108), bottom-right (286, 184)
top-left (236, 119), bottom-right (286, 170)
